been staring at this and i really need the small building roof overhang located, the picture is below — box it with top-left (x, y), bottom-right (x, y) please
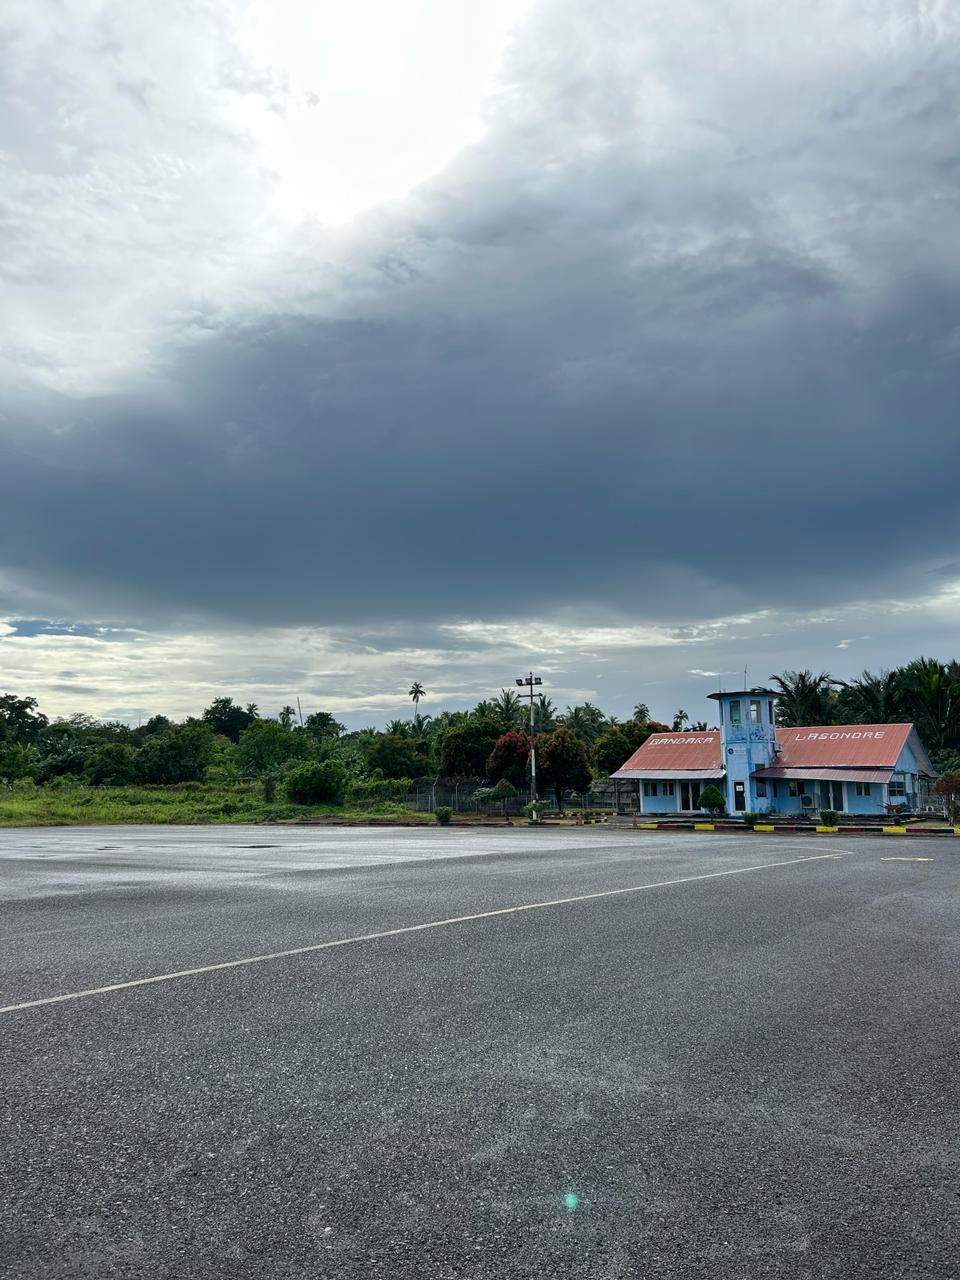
top-left (752, 766), bottom-right (893, 784)
top-left (612, 768), bottom-right (726, 780)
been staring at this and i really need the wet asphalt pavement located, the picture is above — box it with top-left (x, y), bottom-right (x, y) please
top-left (1, 825), bottom-right (958, 1278)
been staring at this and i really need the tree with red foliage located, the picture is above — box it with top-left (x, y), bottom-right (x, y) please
top-left (934, 771), bottom-right (960, 823)
top-left (537, 727), bottom-right (592, 811)
top-left (486, 730), bottom-right (530, 787)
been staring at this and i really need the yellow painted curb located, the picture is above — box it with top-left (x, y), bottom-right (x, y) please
top-left (816, 826), bottom-right (839, 833)
top-left (694, 823), bottom-right (715, 831)
top-left (754, 824), bottom-right (775, 832)
top-left (638, 822), bottom-right (658, 829)
top-left (882, 826), bottom-right (908, 834)
top-left (955, 828), bottom-right (960, 835)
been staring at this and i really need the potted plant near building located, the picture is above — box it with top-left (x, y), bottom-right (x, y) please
top-left (818, 808), bottom-right (839, 831)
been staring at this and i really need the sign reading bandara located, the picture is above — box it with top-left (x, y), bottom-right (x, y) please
top-left (651, 737), bottom-right (716, 746)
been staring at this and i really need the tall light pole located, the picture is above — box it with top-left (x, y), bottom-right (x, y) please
top-left (515, 672), bottom-right (542, 819)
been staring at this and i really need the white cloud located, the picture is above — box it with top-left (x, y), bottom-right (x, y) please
top-left (0, 0), bottom-right (531, 392)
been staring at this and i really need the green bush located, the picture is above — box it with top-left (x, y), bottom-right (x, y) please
top-left (434, 805), bottom-right (453, 825)
top-left (283, 760), bottom-right (347, 805)
top-left (819, 808), bottom-right (839, 827)
top-left (742, 811), bottom-right (759, 826)
top-left (523, 800), bottom-right (552, 819)
top-left (697, 784), bottom-right (726, 815)
top-left (347, 777), bottom-right (410, 806)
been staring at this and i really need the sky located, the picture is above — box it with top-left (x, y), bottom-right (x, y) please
top-left (1, 0), bottom-right (959, 729)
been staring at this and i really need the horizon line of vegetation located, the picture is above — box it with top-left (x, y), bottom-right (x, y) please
top-left (2, 661), bottom-right (959, 819)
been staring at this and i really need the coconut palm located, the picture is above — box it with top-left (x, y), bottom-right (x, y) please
top-left (769, 670), bottom-right (837, 726)
top-left (492, 689), bottom-right (523, 727)
top-left (633, 702), bottom-right (651, 724)
top-left (531, 695), bottom-right (558, 733)
top-left (409, 681), bottom-right (425, 715)
top-left (409, 713), bottom-right (433, 741)
top-left (559, 703), bottom-right (607, 744)
top-left (894, 657), bottom-right (960, 752)
top-left (836, 670), bottom-right (902, 724)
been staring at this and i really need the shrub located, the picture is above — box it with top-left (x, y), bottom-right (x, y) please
top-left (523, 800), bottom-right (552, 819)
top-left (283, 760), bottom-right (347, 805)
top-left (434, 805), bottom-right (453, 825)
top-left (698, 784), bottom-right (726, 815)
top-left (83, 743), bottom-right (138, 787)
top-left (742, 811), bottom-right (759, 826)
top-left (347, 777), bottom-right (411, 806)
top-left (819, 809), bottom-right (839, 827)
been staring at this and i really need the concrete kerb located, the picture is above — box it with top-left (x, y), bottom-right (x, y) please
top-left (627, 819), bottom-right (960, 837)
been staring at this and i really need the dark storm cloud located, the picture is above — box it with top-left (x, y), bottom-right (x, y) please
top-left (2, 0), bottom-right (959, 631)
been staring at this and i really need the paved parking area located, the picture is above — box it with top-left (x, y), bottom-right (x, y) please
top-left (1, 827), bottom-right (958, 1277)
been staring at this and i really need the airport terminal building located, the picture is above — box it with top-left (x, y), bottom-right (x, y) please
top-left (612, 689), bottom-right (936, 816)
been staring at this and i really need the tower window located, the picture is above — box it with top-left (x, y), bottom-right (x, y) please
top-left (728, 700), bottom-right (741, 725)
top-left (749, 699), bottom-right (762, 723)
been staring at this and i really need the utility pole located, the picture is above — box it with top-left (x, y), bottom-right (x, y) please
top-left (515, 672), bottom-right (542, 820)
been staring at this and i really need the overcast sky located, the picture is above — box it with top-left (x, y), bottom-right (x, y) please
top-left (2, 0), bottom-right (959, 728)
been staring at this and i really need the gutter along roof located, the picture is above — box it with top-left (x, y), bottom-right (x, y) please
top-left (612, 768), bottom-right (725, 780)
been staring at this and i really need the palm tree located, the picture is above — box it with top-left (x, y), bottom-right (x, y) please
top-left (559, 703), bottom-right (607, 744)
top-left (409, 713), bottom-right (433, 741)
top-left (531, 695), bottom-right (557, 734)
top-left (894, 657), bottom-right (960, 752)
top-left (278, 705), bottom-right (298, 730)
top-left (386, 719), bottom-right (410, 738)
top-left (836, 670), bottom-right (902, 724)
top-left (409, 681), bottom-right (425, 716)
top-left (492, 689), bottom-right (523, 727)
top-left (633, 702), bottom-right (651, 724)
top-left (671, 709), bottom-right (689, 731)
top-left (769, 670), bottom-right (837, 726)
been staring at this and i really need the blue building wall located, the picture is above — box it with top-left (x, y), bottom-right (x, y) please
top-left (632, 728), bottom-right (929, 816)
top-left (638, 782), bottom-right (679, 814)
top-left (715, 691), bottom-right (778, 814)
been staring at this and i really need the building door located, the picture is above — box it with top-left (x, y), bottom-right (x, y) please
top-left (680, 781), bottom-right (700, 810)
top-left (733, 781), bottom-right (746, 811)
top-left (818, 781), bottom-right (844, 811)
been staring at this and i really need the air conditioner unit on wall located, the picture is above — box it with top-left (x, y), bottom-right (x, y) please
top-left (800, 794), bottom-right (815, 808)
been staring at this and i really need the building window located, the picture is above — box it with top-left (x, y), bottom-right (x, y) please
top-left (768, 700), bottom-right (775, 723)
top-left (788, 781), bottom-right (806, 797)
top-left (856, 782), bottom-right (872, 797)
top-left (662, 782), bottom-right (675, 796)
top-left (755, 779), bottom-right (767, 798)
top-left (729, 700), bottom-right (741, 725)
top-left (643, 782), bottom-right (658, 797)
top-left (888, 780), bottom-right (906, 797)
top-left (749, 699), bottom-right (762, 723)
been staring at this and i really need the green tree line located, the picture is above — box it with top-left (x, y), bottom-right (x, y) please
top-left (2, 656), bottom-right (957, 803)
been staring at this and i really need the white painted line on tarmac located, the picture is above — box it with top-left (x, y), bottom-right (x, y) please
top-left (0, 851), bottom-right (849, 1017)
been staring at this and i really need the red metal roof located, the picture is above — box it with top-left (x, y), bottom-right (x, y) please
top-left (773, 724), bottom-right (912, 768)
top-left (613, 732), bottom-right (722, 775)
top-left (612, 723), bottom-right (916, 779)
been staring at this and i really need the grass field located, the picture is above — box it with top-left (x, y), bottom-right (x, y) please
top-left (0, 780), bottom-right (419, 827)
